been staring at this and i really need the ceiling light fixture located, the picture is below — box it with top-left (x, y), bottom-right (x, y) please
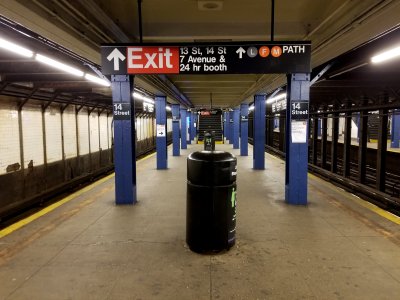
top-left (85, 74), bottom-right (110, 87)
top-left (249, 105), bottom-right (255, 111)
top-left (266, 93), bottom-right (286, 104)
top-left (35, 54), bottom-right (84, 77)
top-left (198, 0), bottom-right (223, 11)
top-left (371, 45), bottom-right (400, 64)
top-left (0, 37), bottom-right (33, 57)
top-left (166, 106), bottom-right (171, 111)
top-left (132, 91), bottom-right (155, 104)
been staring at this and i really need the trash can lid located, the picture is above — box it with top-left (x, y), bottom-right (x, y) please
top-left (188, 151), bottom-right (236, 163)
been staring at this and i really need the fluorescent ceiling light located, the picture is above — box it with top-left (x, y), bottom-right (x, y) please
top-left (371, 45), bottom-right (400, 64)
top-left (166, 106), bottom-right (171, 111)
top-left (85, 73), bottom-right (110, 87)
top-left (249, 105), bottom-right (255, 111)
top-left (266, 93), bottom-right (286, 104)
top-left (0, 37), bottom-right (33, 57)
top-left (35, 54), bottom-right (84, 77)
top-left (133, 92), bottom-right (155, 104)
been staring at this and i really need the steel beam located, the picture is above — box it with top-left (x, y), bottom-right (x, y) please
top-left (321, 116), bottom-right (328, 169)
top-left (331, 112), bottom-right (339, 173)
top-left (156, 96), bottom-right (167, 169)
top-left (343, 111), bottom-right (352, 177)
top-left (376, 108), bottom-right (388, 192)
top-left (312, 116), bottom-right (318, 165)
top-left (111, 75), bottom-right (137, 204)
top-left (240, 103), bottom-right (249, 156)
top-left (180, 108), bottom-right (187, 149)
top-left (285, 73), bottom-right (310, 205)
top-left (358, 110), bottom-right (368, 184)
top-left (233, 108), bottom-right (240, 149)
top-left (253, 94), bottom-right (266, 170)
top-left (172, 104), bottom-right (180, 156)
top-left (391, 109), bottom-right (400, 148)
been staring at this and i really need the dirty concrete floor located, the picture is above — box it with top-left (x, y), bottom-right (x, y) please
top-left (1, 143), bottom-right (400, 299)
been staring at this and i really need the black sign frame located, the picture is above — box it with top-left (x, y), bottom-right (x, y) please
top-left (101, 41), bottom-right (311, 75)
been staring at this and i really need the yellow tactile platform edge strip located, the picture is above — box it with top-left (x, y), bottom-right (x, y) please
top-left (0, 152), bottom-right (156, 239)
top-left (309, 173), bottom-right (400, 225)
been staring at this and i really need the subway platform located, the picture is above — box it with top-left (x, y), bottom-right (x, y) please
top-left (1, 143), bottom-right (400, 300)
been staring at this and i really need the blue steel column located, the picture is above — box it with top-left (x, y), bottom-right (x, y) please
top-left (223, 111), bottom-right (228, 142)
top-left (391, 109), bottom-right (400, 148)
top-left (156, 96), bottom-right (167, 169)
top-left (180, 108), bottom-right (187, 149)
top-left (190, 112), bottom-right (196, 141)
top-left (233, 108), bottom-right (240, 149)
top-left (240, 103), bottom-right (249, 156)
top-left (285, 73), bottom-right (310, 205)
top-left (172, 104), bottom-right (180, 156)
top-left (253, 95), bottom-right (266, 169)
top-left (228, 111), bottom-right (234, 144)
top-left (111, 75), bottom-right (136, 204)
top-left (187, 111), bottom-right (192, 145)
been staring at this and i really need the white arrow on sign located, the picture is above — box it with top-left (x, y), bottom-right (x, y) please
top-left (236, 47), bottom-right (246, 59)
top-left (107, 48), bottom-right (126, 71)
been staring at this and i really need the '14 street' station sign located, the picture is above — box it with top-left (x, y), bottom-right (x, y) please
top-left (101, 42), bottom-right (311, 75)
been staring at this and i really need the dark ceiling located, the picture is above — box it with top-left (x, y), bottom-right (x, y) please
top-left (0, 0), bottom-right (400, 112)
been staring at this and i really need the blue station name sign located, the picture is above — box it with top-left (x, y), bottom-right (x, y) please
top-left (101, 42), bottom-right (311, 75)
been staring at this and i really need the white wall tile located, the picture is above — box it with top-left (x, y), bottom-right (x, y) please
top-left (99, 113), bottom-right (109, 150)
top-left (77, 109), bottom-right (89, 155)
top-left (89, 111), bottom-right (99, 152)
top-left (22, 105), bottom-right (44, 168)
top-left (0, 102), bottom-right (21, 175)
top-left (62, 105), bottom-right (77, 159)
top-left (45, 105), bottom-right (62, 163)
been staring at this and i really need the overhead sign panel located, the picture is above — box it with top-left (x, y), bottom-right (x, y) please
top-left (101, 42), bottom-right (311, 75)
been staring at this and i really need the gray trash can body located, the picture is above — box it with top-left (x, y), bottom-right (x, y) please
top-left (186, 151), bottom-right (237, 253)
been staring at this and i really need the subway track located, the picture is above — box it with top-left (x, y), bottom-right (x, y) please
top-left (248, 137), bottom-right (400, 217)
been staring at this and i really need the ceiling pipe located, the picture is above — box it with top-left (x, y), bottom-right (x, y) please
top-left (138, 0), bottom-right (143, 43)
top-left (270, 0), bottom-right (275, 41)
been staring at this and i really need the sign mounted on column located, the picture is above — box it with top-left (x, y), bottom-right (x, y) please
top-left (101, 42), bottom-right (311, 75)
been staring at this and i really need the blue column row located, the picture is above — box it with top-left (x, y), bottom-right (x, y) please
top-left (111, 75), bottom-right (136, 205)
top-left (285, 73), bottom-right (310, 205)
top-left (180, 108), bottom-right (187, 149)
top-left (240, 104), bottom-right (249, 156)
top-left (223, 112), bottom-right (228, 142)
top-left (232, 108), bottom-right (240, 149)
top-left (391, 109), bottom-right (400, 148)
top-left (191, 111), bottom-right (197, 142)
top-left (156, 96), bottom-right (167, 169)
top-left (253, 94), bottom-right (266, 169)
top-left (228, 111), bottom-right (234, 144)
top-left (172, 104), bottom-right (180, 156)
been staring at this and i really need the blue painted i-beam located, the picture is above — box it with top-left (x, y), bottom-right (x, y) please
top-left (391, 109), bottom-right (399, 148)
top-left (240, 103), bottom-right (249, 156)
top-left (172, 104), bottom-right (180, 156)
top-left (253, 95), bottom-right (266, 169)
top-left (285, 73), bottom-right (310, 205)
top-left (228, 111), bottom-right (234, 144)
top-left (223, 111), bottom-right (228, 142)
top-left (187, 112), bottom-right (192, 145)
top-left (111, 75), bottom-right (136, 204)
top-left (156, 96), bottom-right (167, 169)
top-left (233, 108), bottom-right (240, 149)
top-left (191, 112), bottom-right (197, 141)
top-left (180, 109), bottom-right (187, 149)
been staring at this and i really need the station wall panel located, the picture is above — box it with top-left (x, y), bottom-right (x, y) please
top-left (62, 105), bottom-right (77, 159)
top-left (89, 111), bottom-right (100, 153)
top-left (22, 104), bottom-right (44, 168)
top-left (0, 102), bottom-right (20, 175)
top-left (77, 109), bottom-right (89, 155)
top-left (99, 113), bottom-right (109, 150)
top-left (45, 105), bottom-right (62, 163)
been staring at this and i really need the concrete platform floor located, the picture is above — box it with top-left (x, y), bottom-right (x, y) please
top-left (1, 143), bottom-right (400, 299)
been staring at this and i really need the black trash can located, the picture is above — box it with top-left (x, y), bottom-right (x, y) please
top-left (186, 151), bottom-right (237, 253)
